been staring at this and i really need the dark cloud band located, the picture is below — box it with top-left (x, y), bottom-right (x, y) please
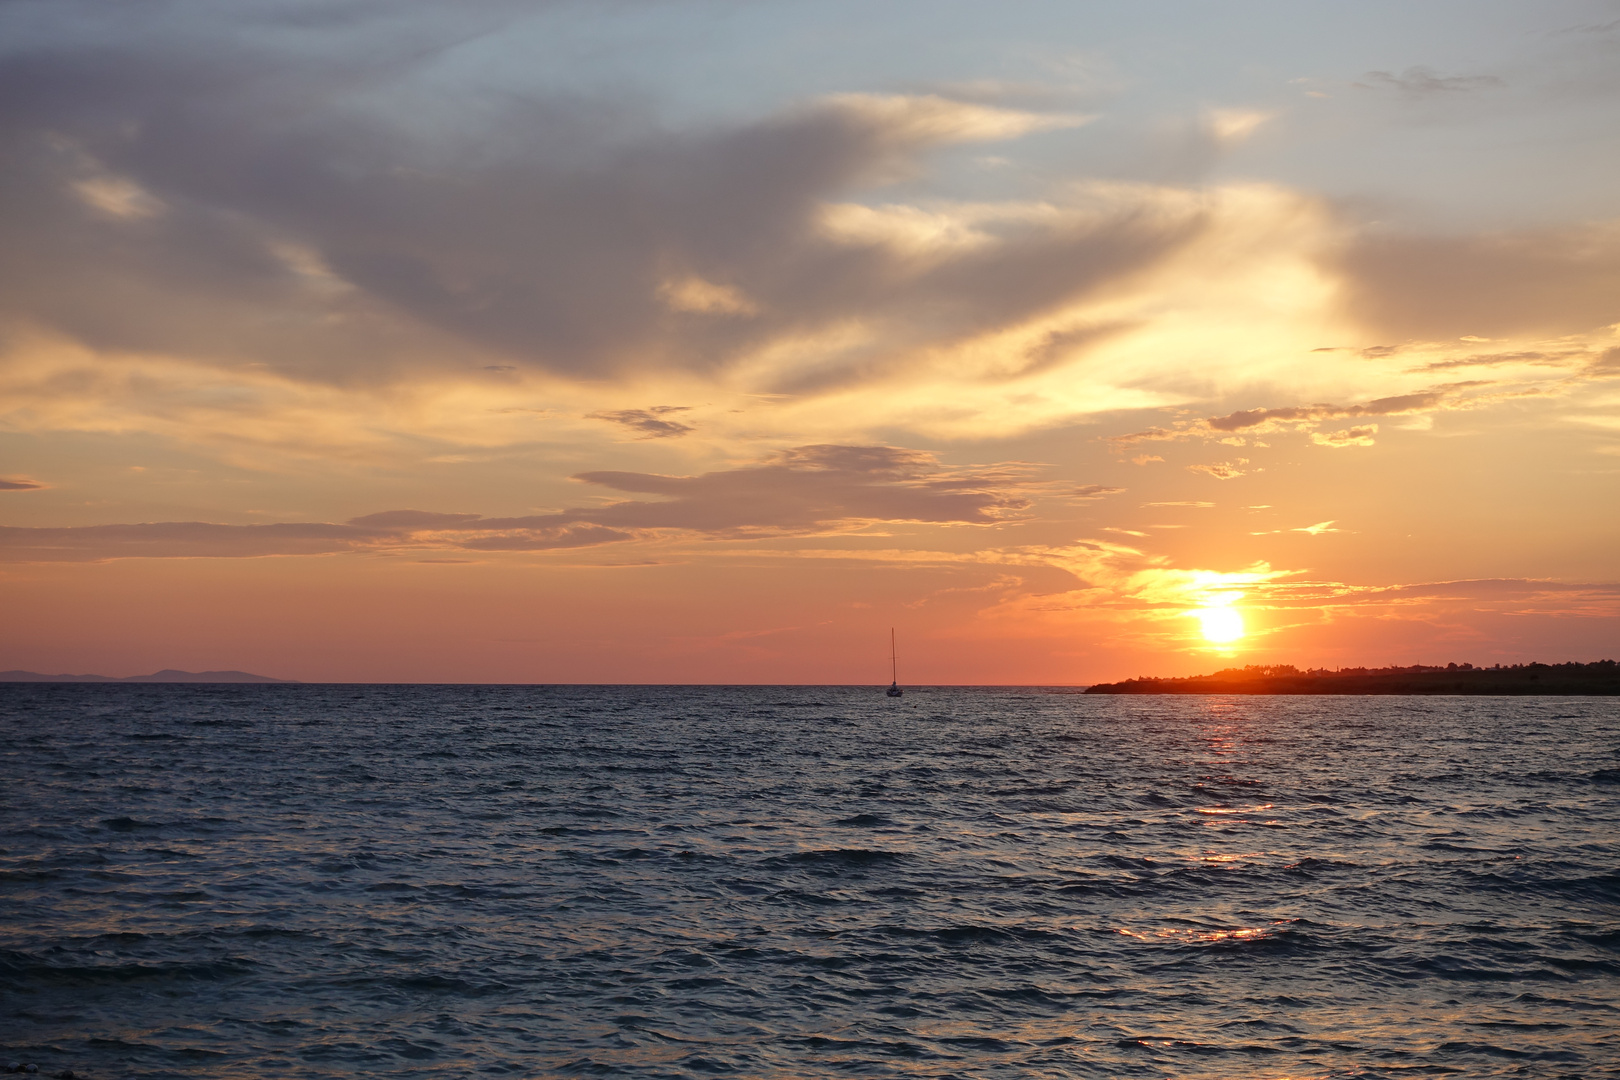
top-left (0, 444), bottom-right (1038, 560)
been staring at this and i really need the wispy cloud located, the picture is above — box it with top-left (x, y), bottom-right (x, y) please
top-left (1188, 460), bottom-right (1249, 480)
top-left (1356, 67), bottom-right (1504, 97)
top-left (587, 407), bottom-right (695, 440)
top-left (1101, 375), bottom-right (1580, 463)
top-left (0, 521), bottom-right (376, 562)
top-left (1106, 426), bottom-right (1179, 447)
top-left (1311, 425), bottom-right (1378, 448)
top-left (1208, 395), bottom-right (1441, 432)
top-left (1414, 350), bottom-right (1571, 372)
top-left (1251, 520), bottom-right (1341, 536)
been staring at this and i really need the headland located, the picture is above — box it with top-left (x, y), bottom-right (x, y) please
top-left (1084, 661), bottom-right (1620, 695)
top-left (0, 669), bottom-right (294, 683)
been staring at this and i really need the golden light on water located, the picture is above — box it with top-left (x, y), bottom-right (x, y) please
top-left (1197, 606), bottom-right (1246, 645)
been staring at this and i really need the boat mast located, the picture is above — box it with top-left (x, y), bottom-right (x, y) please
top-left (891, 627), bottom-right (897, 684)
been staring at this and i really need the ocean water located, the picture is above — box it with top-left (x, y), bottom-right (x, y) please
top-left (1, 686), bottom-right (1617, 1080)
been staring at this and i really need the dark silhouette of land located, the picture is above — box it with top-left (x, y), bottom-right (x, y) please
top-left (1085, 661), bottom-right (1620, 695)
top-left (0, 669), bottom-right (294, 683)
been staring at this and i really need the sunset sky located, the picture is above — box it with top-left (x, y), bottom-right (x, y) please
top-left (2, 0), bottom-right (1618, 683)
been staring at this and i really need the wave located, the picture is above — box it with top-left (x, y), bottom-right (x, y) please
top-left (0, 951), bottom-right (255, 986)
top-left (764, 848), bottom-right (909, 870)
top-left (830, 813), bottom-right (893, 827)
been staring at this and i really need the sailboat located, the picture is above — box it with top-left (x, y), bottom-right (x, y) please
top-left (886, 628), bottom-right (904, 697)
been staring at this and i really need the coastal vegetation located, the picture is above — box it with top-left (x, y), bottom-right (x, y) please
top-left (1085, 660), bottom-right (1620, 695)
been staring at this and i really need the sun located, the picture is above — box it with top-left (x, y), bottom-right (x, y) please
top-left (1197, 605), bottom-right (1246, 645)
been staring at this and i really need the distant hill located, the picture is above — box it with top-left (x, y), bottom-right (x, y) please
top-left (0, 669), bottom-right (295, 684)
top-left (1085, 660), bottom-right (1620, 695)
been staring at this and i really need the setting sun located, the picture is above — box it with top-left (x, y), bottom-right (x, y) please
top-left (1198, 606), bottom-right (1246, 645)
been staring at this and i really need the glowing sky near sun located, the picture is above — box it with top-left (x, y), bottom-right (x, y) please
top-left (1, 0), bottom-right (1618, 682)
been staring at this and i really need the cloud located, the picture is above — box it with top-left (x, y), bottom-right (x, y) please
top-left (1351, 578), bottom-right (1620, 602)
top-left (990, 318), bottom-right (1140, 381)
top-left (1106, 426), bottom-right (1178, 446)
top-left (1338, 224), bottom-right (1620, 339)
top-left (1415, 350), bottom-right (1567, 372)
top-left (1357, 67), bottom-right (1504, 96)
top-left (346, 510), bottom-right (482, 529)
top-left (1073, 484), bottom-right (1125, 499)
top-left (1311, 425), bottom-right (1377, 447)
top-left (1188, 460), bottom-right (1248, 480)
top-left (0, 521), bottom-right (373, 561)
top-left (0, 443), bottom-right (1035, 559)
top-left (1589, 347), bottom-right (1620, 376)
top-left (656, 277), bottom-right (758, 316)
top-left (1205, 108), bottom-right (1272, 143)
top-left (1207, 394), bottom-right (1441, 432)
top-left (0, 516), bottom-right (631, 562)
top-left (450, 525), bottom-right (635, 551)
top-left (0, 478), bottom-right (44, 491)
top-left (0, 21), bottom-right (1183, 398)
top-left (819, 92), bottom-right (1089, 143)
top-left (72, 175), bottom-right (165, 220)
top-left (1249, 519), bottom-right (1341, 536)
top-left (1102, 362), bottom-right (1613, 463)
top-left (910, 78), bottom-right (1109, 112)
top-left (982, 542), bottom-right (1620, 653)
top-left (1553, 18), bottom-right (1620, 36)
top-left (1032, 539), bottom-right (1295, 611)
top-left (587, 407), bottom-right (695, 440)
top-left (555, 444), bottom-right (1033, 535)
top-left (1, 4), bottom-right (1613, 469)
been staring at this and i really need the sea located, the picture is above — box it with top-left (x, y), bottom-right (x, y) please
top-left (1, 685), bottom-right (1617, 1079)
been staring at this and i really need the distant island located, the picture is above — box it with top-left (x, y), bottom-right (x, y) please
top-left (1085, 661), bottom-right (1620, 695)
top-left (0, 669), bottom-right (295, 684)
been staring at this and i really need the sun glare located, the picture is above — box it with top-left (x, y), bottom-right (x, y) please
top-left (1198, 606), bottom-right (1245, 645)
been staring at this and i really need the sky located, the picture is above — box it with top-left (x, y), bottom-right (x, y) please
top-left (1, 0), bottom-right (1618, 683)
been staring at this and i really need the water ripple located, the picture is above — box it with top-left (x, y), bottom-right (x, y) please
top-left (2, 685), bottom-right (1617, 1078)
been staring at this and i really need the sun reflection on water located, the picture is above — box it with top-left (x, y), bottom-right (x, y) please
top-left (1115, 925), bottom-right (1278, 944)
top-left (1192, 851), bottom-right (1267, 863)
